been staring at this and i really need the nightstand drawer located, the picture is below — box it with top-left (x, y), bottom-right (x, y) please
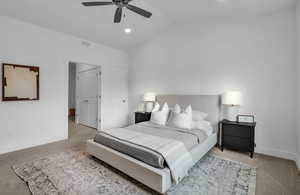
top-left (223, 124), bottom-right (251, 138)
top-left (223, 136), bottom-right (250, 151)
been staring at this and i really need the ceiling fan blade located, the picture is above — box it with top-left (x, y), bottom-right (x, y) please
top-left (82, 2), bottom-right (113, 6)
top-left (114, 8), bottom-right (122, 23)
top-left (126, 4), bottom-right (152, 18)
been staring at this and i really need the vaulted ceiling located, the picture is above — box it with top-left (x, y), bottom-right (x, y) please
top-left (0, 0), bottom-right (296, 50)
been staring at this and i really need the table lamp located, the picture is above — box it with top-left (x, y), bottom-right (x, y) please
top-left (222, 91), bottom-right (243, 121)
top-left (143, 92), bottom-right (156, 112)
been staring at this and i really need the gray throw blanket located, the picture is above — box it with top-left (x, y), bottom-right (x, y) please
top-left (100, 124), bottom-right (195, 184)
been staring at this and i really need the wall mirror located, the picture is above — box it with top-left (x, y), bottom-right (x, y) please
top-left (2, 63), bottom-right (39, 101)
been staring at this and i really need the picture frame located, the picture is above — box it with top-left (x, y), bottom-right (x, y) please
top-left (2, 63), bottom-right (40, 101)
top-left (237, 115), bottom-right (255, 123)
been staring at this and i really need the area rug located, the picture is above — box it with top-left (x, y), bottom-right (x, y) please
top-left (12, 151), bottom-right (256, 195)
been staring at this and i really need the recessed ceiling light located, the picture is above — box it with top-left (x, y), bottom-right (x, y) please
top-left (124, 28), bottom-right (132, 34)
top-left (216, 0), bottom-right (226, 2)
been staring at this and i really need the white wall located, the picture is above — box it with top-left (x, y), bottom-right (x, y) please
top-left (129, 9), bottom-right (298, 160)
top-left (296, 2), bottom-right (300, 169)
top-left (0, 16), bottom-right (129, 154)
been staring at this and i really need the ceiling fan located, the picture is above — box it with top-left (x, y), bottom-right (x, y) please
top-left (82, 0), bottom-right (152, 23)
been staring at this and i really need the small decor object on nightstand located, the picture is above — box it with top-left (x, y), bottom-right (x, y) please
top-left (135, 112), bottom-right (151, 124)
top-left (219, 119), bottom-right (256, 158)
top-left (237, 115), bottom-right (255, 123)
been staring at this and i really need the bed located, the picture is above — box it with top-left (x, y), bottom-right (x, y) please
top-left (86, 95), bottom-right (220, 194)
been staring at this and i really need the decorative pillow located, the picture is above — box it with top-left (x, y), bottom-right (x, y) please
top-left (192, 120), bottom-right (213, 136)
top-left (192, 110), bottom-right (208, 121)
top-left (150, 103), bottom-right (169, 125)
top-left (168, 104), bottom-right (193, 129)
top-left (152, 102), bottom-right (160, 112)
top-left (173, 104), bottom-right (181, 113)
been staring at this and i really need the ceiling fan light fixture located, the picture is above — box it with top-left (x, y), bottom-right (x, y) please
top-left (124, 28), bottom-right (132, 34)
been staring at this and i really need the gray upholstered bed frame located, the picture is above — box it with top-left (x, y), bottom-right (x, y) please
top-left (86, 95), bottom-right (221, 194)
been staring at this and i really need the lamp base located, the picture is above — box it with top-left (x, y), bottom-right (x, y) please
top-left (137, 103), bottom-right (145, 112)
top-left (224, 106), bottom-right (239, 122)
top-left (145, 102), bottom-right (154, 112)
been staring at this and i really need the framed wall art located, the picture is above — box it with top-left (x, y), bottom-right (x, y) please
top-left (2, 63), bottom-right (39, 101)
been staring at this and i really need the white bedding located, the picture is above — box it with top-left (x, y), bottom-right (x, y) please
top-left (98, 122), bottom-right (213, 184)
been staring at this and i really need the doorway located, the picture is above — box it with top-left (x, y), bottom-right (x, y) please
top-left (68, 62), bottom-right (101, 137)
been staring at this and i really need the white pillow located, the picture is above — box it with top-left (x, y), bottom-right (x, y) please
top-left (152, 102), bottom-right (160, 112)
top-left (192, 120), bottom-right (213, 136)
top-left (173, 104), bottom-right (181, 113)
top-left (192, 110), bottom-right (208, 121)
top-left (150, 103), bottom-right (169, 125)
top-left (168, 105), bottom-right (193, 129)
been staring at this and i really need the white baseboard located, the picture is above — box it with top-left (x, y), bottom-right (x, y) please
top-left (0, 136), bottom-right (67, 155)
top-left (256, 147), bottom-right (296, 160)
top-left (296, 154), bottom-right (300, 171)
top-left (255, 147), bottom-right (300, 170)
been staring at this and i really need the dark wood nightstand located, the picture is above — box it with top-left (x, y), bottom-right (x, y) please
top-left (135, 112), bottom-right (151, 124)
top-left (219, 120), bottom-right (256, 158)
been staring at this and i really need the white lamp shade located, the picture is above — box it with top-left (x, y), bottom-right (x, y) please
top-left (143, 92), bottom-right (156, 102)
top-left (222, 91), bottom-right (243, 106)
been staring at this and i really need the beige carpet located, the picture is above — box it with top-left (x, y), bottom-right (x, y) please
top-left (13, 151), bottom-right (256, 195)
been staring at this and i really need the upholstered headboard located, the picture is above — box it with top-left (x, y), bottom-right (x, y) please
top-left (156, 95), bottom-right (221, 131)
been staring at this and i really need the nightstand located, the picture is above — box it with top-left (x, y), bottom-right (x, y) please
top-left (135, 112), bottom-right (151, 124)
top-left (219, 120), bottom-right (256, 158)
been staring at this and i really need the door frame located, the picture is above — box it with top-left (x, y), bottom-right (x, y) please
top-left (68, 61), bottom-right (102, 131)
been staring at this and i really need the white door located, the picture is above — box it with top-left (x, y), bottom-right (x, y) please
top-left (76, 67), bottom-right (100, 129)
top-left (103, 68), bottom-right (128, 129)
